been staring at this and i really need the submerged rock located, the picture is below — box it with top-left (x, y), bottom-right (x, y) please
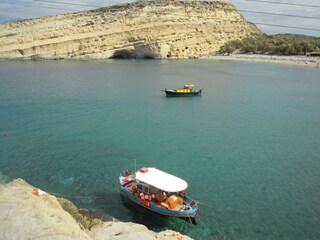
top-left (57, 197), bottom-right (115, 229)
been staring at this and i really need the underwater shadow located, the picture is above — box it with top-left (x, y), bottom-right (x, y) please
top-left (91, 190), bottom-right (196, 231)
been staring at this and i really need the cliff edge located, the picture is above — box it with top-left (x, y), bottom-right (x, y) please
top-left (0, 179), bottom-right (191, 240)
top-left (0, 0), bottom-right (261, 60)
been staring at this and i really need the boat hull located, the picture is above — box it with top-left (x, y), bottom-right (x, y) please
top-left (164, 89), bottom-right (202, 97)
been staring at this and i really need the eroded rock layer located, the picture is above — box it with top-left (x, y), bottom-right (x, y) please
top-left (0, 0), bottom-right (261, 59)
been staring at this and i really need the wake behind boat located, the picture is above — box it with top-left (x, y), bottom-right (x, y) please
top-left (163, 85), bottom-right (202, 96)
top-left (119, 167), bottom-right (199, 220)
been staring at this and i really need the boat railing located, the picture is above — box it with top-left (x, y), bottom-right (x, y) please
top-left (185, 199), bottom-right (198, 210)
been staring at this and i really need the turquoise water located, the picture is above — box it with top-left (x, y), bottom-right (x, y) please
top-left (0, 60), bottom-right (319, 239)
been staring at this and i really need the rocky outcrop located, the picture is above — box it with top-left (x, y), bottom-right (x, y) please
top-left (0, 0), bottom-right (261, 60)
top-left (0, 179), bottom-right (192, 240)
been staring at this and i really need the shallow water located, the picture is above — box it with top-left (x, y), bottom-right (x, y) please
top-left (0, 60), bottom-right (319, 239)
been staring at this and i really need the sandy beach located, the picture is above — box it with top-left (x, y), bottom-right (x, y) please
top-left (205, 54), bottom-right (320, 68)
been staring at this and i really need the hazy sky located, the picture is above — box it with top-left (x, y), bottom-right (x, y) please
top-left (0, 0), bottom-right (319, 37)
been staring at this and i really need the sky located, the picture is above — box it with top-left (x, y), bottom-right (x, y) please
top-left (0, 0), bottom-right (319, 37)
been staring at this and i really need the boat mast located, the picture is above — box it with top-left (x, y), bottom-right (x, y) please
top-left (134, 159), bottom-right (137, 173)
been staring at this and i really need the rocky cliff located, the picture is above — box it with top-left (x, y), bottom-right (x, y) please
top-left (0, 0), bottom-right (261, 60)
top-left (0, 179), bottom-right (192, 240)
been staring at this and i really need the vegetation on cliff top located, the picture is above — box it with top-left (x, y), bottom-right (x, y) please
top-left (219, 34), bottom-right (320, 55)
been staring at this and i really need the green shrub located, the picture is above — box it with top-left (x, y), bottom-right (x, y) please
top-left (219, 34), bottom-right (320, 55)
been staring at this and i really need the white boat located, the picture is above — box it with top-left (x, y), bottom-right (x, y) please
top-left (119, 167), bottom-right (199, 219)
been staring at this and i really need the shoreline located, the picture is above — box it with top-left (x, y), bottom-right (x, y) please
top-left (1, 54), bottom-right (320, 68)
top-left (204, 54), bottom-right (320, 68)
top-left (0, 179), bottom-right (192, 240)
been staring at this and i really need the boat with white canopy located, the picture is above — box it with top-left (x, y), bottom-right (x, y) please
top-left (119, 167), bottom-right (199, 219)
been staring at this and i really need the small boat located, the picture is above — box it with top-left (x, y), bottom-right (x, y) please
top-left (119, 167), bottom-right (199, 219)
top-left (163, 85), bottom-right (202, 96)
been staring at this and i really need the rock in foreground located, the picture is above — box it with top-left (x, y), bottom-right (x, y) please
top-left (0, 179), bottom-right (192, 240)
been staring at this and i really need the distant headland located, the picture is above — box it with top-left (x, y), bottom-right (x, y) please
top-left (0, 0), bottom-right (261, 60)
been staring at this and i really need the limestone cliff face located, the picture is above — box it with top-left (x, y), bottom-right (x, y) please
top-left (0, 0), bottom-right (261, 60)
top-left (0, 179), bottom-right (192, 240)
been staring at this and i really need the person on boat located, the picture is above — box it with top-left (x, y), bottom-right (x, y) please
top-left (124, 169), bottom-right (132, 177)
top-left (154, 190), bottom-right (165, 202)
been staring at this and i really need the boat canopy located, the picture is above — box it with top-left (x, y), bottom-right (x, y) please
top-left (135, 167), bottom-right (188, 192)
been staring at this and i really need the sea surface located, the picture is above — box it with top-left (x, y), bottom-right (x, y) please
top-left (0, 59), bottom-right (319, 240)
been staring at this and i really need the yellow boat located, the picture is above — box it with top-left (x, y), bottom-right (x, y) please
top-left (163, 85), bottom-right (202, 96)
